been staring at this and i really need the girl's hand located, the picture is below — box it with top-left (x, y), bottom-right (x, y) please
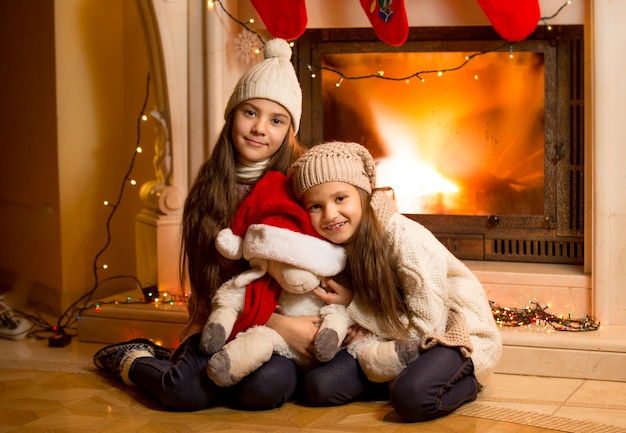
top-left (343, 324), bottom-right (371, 347)
top-left (313, 278), bottom-right (354, 306)
top-left (266, 313), bottom-right (320, 360)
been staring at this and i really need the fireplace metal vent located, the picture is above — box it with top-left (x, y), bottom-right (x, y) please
top-left (434, 233), bottom-right (584, 264)
top-left (485, 237), bottom-right (584, 264)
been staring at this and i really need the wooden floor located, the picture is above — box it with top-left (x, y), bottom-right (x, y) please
top-left (1, 338), bottom-right (626, 433)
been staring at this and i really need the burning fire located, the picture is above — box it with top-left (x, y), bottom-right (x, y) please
top-left (376, 156), bottom-right (459, 214)
top-left (373, 119), bottom-right (460, 213)
top-left (322, 50), bottom-right (545, 217)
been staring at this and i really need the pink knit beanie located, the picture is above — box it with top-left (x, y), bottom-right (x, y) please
top-left (288, 141), bottom-right (377, 198)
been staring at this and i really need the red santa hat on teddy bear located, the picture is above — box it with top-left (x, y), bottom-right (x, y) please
top-left (216, 170), bottom-right (346, 278)
top-left (216, 171), bottom-right (346, 339)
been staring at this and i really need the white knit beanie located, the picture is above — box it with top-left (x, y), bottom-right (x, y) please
top-left (288, 141), bottom-right (377, 198)
top-left (224, 38), bottom-right (302, 133)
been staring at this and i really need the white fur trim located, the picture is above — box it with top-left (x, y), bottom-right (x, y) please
top-left (215, 228), bottom-right (244, 259)
top-left (242, 224), bottom-right (346, 276)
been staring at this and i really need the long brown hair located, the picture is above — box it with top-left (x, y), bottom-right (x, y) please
top-left (343, 188), bottom-right (410, 337)
top-left (180, 112), bottom-right (305, 319)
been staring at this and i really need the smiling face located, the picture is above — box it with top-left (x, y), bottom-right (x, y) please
top-left (301, 181), bottom-right (363, 245)
top-left (231, 98), bottom-right (291, 164)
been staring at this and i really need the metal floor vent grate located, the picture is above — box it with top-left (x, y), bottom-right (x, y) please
top-left (457, 403), bottom-right (625, 433)
top-left (486, 237), bottom-right (584, 264)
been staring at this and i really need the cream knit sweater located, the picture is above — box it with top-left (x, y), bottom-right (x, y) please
top-left (347, 192), bottom-right (503, 383)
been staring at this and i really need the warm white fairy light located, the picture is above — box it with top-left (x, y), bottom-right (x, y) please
top-left (45, 73), bottom-right (155, 341)
top-left (541, 0), bottom-right (572, 30)
top-left (208, 0), bottom-right (574, 87)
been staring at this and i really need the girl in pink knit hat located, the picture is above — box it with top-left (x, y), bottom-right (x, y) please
top-left (94, 38), bottom-right (310, 411)
top-left (288, 141), bottom-right (502, 422)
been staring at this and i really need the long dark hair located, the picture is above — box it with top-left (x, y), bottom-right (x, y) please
top-left (180, 113), bottom-right (305, 322)
top-left (344, 188), bottom-right (410, 337)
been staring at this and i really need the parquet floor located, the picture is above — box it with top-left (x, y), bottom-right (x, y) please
top-left (1, 338), bottom-right (626, 433)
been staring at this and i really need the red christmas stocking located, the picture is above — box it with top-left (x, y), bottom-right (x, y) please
top-left (476, 0), bottom-right (541, 42)
top-left (250, 0), bottom-right (308, 41)
top-left (359, 0), bottom-right (408, 47)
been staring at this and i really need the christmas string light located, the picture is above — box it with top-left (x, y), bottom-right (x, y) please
top-left (490, 301), bottom-right (600, 332)
top-left (213, 0), bottom-right (264, 46)
top-left (11, 285), bottom-right (190, 341)
top-left (43, 72), bottom-right (156, 340)
top-left (540, 0), bottom-right (572, 30)
top-left (212, 0), bottom-right (575, 83)
top-left (16, 71), bottom-right (176, 343)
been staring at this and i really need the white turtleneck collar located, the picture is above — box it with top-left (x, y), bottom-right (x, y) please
top-left (236, 156), bottom-right (270, 184)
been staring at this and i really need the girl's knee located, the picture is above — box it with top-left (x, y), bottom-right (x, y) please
top-left (236, 355), bottom-right (298, 409)
top-left (390, 381), bottom-right (436, 422)
top-left (303, 369), bottom-right (336, 405)
top-left (390, 368), bottom-right (480, 422)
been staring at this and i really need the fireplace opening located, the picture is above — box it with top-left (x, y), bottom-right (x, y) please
top-left (294, 26), bottom-right (584, 265)
top-left (321, 49), bottom-right (546, 217)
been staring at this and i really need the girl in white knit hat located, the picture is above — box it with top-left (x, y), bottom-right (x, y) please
top-left (94, 38), bottom-right (309, 411)
top-left (288, 141), bottom-right (503, 422)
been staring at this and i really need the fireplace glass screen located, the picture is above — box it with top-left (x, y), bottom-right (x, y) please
top-left (321, 51), bottom-right (545, 217)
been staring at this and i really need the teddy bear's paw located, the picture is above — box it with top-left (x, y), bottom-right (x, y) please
top-left (207, 350), bottom-right (240, 387)
top-left (314, 328), bottom-right (340, 362)
top-left (200, 323), bottom-right (226, 355)
top-left (395, 339), bottom-right (421, 366)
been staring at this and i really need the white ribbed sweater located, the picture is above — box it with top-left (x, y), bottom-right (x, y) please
top-left (347, 192), bottom-right (503, 382)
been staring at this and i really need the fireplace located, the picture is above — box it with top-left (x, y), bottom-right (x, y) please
top-left (293, 25), bottom-right (584, 265)
top-left (76, 1), bottom-right (626, 383)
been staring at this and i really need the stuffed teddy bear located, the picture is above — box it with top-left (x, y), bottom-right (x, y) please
top-left (201, 171), bottom-right (430, 386)
top-left (200, 171), bottom-right (352, 387)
